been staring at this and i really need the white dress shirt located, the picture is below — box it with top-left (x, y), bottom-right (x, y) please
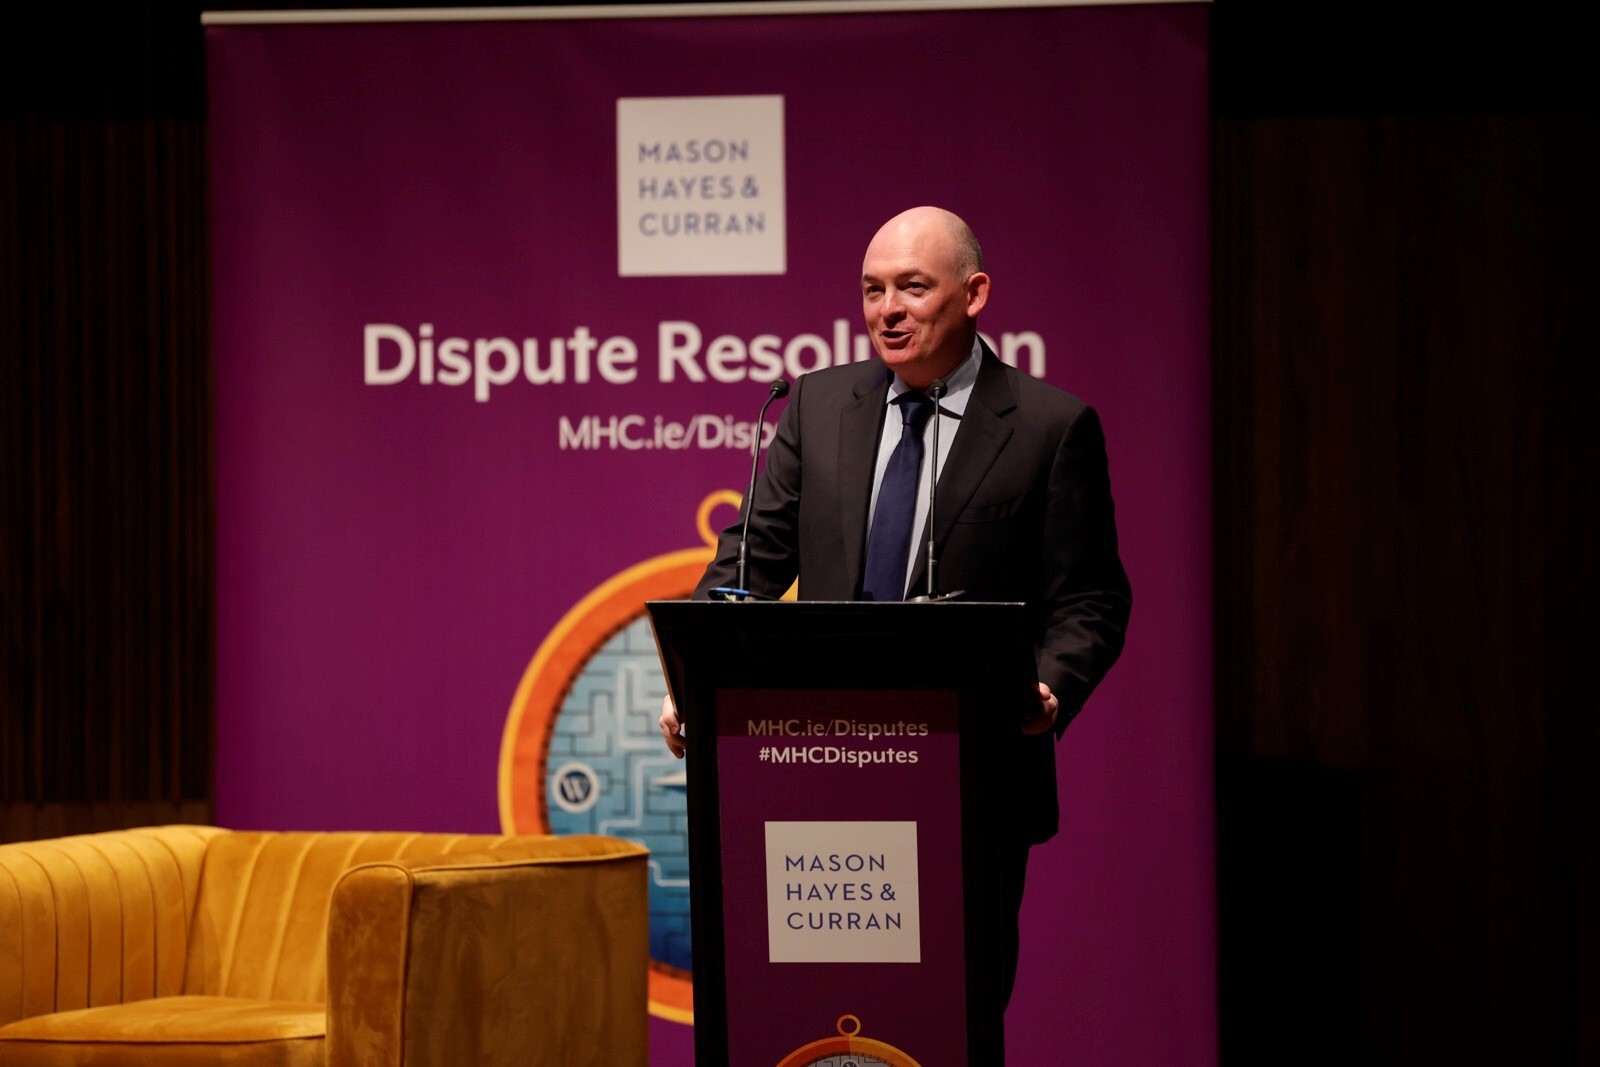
top-left (865, 337), bottom-right (982, 596)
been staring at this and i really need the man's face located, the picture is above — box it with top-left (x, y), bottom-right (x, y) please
top-left (861, 213), bottom-right (989, 389)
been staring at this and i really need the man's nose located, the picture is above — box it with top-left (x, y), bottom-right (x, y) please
top-left (880, 289), bottom-right (904, 318)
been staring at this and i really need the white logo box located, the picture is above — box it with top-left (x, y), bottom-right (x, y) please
top-left (617, 95), bottom-right (786, 277)
top-left (764, 819), bottom-right (921, 963)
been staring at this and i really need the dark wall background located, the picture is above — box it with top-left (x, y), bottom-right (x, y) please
top-left (1212, 4), bottom-right (1597, 1063)
top-left (1, 4), bottom-right (213, 841)
top-left (1, 2), bottom-right (1594, 1061)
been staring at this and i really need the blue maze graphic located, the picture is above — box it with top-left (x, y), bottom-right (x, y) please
top-left (544, 615), bottom-right (691, 972)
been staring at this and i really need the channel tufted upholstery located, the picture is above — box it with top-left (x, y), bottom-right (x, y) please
top-left (0, 826), bottom-right (648, 1066)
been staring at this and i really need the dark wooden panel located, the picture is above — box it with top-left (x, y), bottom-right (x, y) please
top-left (0, 114), bottom-right (213, 815)
top-left (1215, 111), bottom-right (1599, 1065)
top-left (0, 801), bottom-right (213, 847)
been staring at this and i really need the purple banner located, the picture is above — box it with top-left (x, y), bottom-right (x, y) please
top-left (207, 4), bottom-right (1213, 1063)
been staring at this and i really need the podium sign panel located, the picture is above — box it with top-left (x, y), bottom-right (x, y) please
top-left (649, 600), bottom-right (1034, 1066)
top-left (716, 688), bottom-right (966, 1065)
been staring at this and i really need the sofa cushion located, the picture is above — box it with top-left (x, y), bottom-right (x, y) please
top-left (0, 827), bottom-right (221, 1027)
top-left (0, 995), bottom-right (323, 1067)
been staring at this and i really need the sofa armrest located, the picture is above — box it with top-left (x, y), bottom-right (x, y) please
top-left (326, 834), bottom-right (648, 1067)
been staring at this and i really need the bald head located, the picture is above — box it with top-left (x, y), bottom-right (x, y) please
top-left (866, 206), bottom-right (984, 283)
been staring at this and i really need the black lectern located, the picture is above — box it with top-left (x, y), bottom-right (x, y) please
top-left (648, 600), bottom-right (1036, 1067)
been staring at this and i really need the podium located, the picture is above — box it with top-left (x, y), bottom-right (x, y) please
top-left (648, 600), bottom-right (1036, 1067)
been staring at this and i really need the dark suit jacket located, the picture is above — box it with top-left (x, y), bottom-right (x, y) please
top-left (694, 343), bottom-right (1132, 842)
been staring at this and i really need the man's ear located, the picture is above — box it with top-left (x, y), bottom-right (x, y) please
top-left (965, 271), bottom-right (991, 317)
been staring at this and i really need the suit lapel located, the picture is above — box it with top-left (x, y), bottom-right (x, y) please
top-left (906, 348), bottom-right (1016, 594)
top-left (838, 362), bottom-right (892, 594)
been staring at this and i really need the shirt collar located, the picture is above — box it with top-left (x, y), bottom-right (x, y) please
top-left (885, 336), bottom-right (982, 411)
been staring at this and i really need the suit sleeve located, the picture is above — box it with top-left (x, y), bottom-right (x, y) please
top-left (1036, 404), bottom-right (1132, 733)
top-left (692, 375), bottom-right (806, 600)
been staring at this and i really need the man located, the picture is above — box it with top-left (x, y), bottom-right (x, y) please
top-left (658, 206), bottom-right (1131, 1000)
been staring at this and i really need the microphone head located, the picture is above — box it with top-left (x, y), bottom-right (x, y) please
top-left (928, 379), bottom-right (947, 400)
top-left (769, 379), bottom-right (790, 398)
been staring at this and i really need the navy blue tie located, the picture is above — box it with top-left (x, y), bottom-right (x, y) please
top-left (863, 393), bottom-right (934, 601)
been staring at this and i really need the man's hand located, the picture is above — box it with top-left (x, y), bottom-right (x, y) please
top-left (1022, 682), bottom-right (1059, 735)
top-left (659, 694), bottom-right (686, 759)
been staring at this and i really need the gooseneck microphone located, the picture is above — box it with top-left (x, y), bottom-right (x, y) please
top-left (924, 378), bottom-right (947, 600)
top-left (734, 379), bottom-right (791, 595)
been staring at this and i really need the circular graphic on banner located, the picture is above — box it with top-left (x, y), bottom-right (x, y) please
top-left (499, 490), bottom-right (752, 1025)
top-left (775, 1014), bottom-right (923, 1067)
top-left (548, 761), bottom-right (602, 814)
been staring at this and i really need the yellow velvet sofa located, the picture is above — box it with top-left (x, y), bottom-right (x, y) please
top-left (0, 825), bottom-right (648, 1066)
